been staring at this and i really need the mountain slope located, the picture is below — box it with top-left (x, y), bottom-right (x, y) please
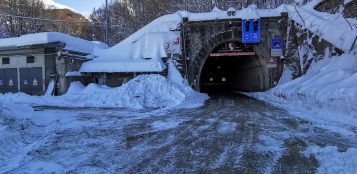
top-left (41, 0), bottom-right (88, 18)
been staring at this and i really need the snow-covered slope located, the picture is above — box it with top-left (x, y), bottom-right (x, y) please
top-left (42, 0), bottom-right (72, 10)
top-left (250, 52), bottom-right (357, 127)
top-left (80, 13), bottom-right (184, 73)
top-left (80, 32), bottom-right (173, 72)
top-left (248, 1), bottom-right (357, 126)
top-left (288, 3), bottom-right (357, 52)
top-left (41, 0), bottom-right (88, 18)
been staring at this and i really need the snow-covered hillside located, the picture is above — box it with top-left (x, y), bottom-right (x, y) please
top-left (41, 0), bottom-right (73, 11)
top-left (41, 0), bottom-right (88, 18)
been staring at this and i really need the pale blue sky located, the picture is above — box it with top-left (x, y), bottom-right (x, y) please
top-left (55, 0), bottom-right (106, 15)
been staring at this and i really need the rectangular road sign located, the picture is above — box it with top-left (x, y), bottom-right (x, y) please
top-left (271, 38), bottom-right (283, 57)
top-left (242, 19), bottom-right (261, 43)
top-left (271, 38), bottom-right (283, 49)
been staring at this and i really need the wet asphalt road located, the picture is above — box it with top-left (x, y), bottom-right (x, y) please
top-left (1, 94), bottom-right (356, 173)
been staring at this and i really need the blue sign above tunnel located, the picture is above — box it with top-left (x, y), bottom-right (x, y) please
top-left (242, 19), bottom-right (261, 43)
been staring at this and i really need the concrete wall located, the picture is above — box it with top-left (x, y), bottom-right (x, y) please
top-left (104, 73), bottom-right (135, 87)
top-left (55, 57), bottom-right (87, 95)
top-left (232, 56), bottom-right (269, 91)
top-left (0, 53), bottom-right (46, 93)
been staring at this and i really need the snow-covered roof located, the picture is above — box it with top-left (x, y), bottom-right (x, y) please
top-left (0, 32), bottom-right (108, 54)
top-left (80, 32), bottom-right (172, 73)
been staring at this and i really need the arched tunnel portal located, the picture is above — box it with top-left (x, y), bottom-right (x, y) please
top-left (189, 33), bottom-right (270, 94)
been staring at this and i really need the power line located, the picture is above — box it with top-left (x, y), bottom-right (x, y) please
top-left (105, 0), bottom-right (109, 44)
top-left (0, 13), bottom-right (103, 26)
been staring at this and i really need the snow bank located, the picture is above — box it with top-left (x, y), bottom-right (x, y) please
top-left (0, 74), bottom-right (208, 109)
top-left (250, 52), bottom-right (357, 127)
top-left (0, 32), bottom-right (108, 54)
top-left (304, 146), bottom-right (357, 174)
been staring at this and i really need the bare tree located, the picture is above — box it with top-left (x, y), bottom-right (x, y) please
top-left (0, 0), bottom-right (48, 37)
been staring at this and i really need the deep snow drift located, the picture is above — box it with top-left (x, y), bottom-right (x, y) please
top-left (0, 74), bottom-right (208, 109)
top-left (250, 52), bottom-right (357, 128)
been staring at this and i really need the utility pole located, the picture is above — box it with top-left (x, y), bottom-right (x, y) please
top-left (105, 0), bottom-right (109, 45)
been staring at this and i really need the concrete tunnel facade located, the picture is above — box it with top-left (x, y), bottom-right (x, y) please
top-left (190, 35), bottom-right (270, 93)
top-left (179, 15), bottom-right (288, 93)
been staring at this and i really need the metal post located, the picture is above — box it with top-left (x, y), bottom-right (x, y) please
top-left (105, 0), bottom-right (109, 45)
top-left (185, 0), bottom-right (187, 11)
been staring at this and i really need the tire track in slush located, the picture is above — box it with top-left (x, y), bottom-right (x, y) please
top-left (1, 94), bottom-right (356, 173)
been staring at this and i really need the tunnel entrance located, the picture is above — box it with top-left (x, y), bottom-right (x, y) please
top-left (199, 41), bottom-right (269, 94)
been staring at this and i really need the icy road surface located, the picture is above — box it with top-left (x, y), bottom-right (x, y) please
top-left (1, 94), bottom-right (357, 173)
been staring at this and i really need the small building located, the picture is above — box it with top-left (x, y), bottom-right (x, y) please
top-left (0, 32), bottom-right (107, 95)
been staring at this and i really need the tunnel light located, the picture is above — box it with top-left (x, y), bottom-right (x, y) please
top-left (222, 77), bottom-right (226, 82)
top-left (245, 20), bottom-right (250, 32)
top-left (253, 20), bottom-right (259, 31)
top-left (209, 77), bottom-right (214, 82)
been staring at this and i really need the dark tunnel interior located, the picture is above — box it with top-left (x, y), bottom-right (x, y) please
top-left (199, 42), bottom-right (269, 94)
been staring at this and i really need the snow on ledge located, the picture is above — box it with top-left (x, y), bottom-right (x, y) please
top-left (80, 60), bottom-right (166, 73)
top-left (65, 71), bottom-right (82, 77)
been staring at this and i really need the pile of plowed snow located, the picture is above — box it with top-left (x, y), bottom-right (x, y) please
top-left (250, 52), bottom-right (357, 126)
top-left (0, 74), bottom-right (209, 109)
